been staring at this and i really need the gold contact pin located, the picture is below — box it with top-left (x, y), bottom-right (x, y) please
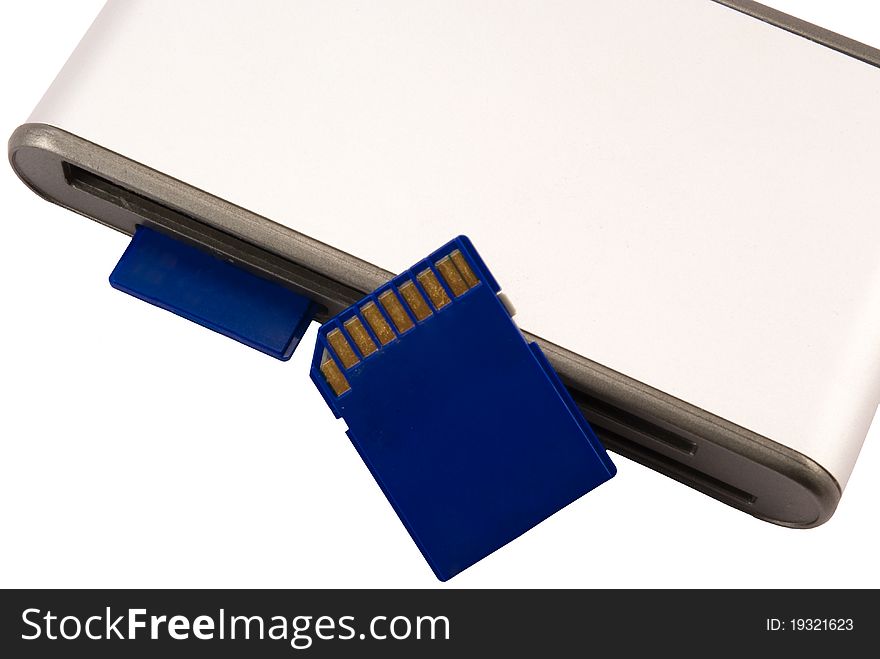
top-left (417, 268), bottom-right (451, 310)
top-left (327, 328), bottom-right (360, 368)
top-left (435, 256), bottom-right (469, 297)
top-left (320, 354), bottom-right (351, 396)
top-left (344, 316), bottom-right (378, 357)
top-left (360, 301), bottom-right (395, 345)
top-left (449, 250), bottom-right (480, 289)
top-left (398, 280), bottom-right (432, 321)
top-left (378, 290), bottom-right (414, 333)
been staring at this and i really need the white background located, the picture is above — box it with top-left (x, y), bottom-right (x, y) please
top-left (1, 0), bottom-right (878, 588)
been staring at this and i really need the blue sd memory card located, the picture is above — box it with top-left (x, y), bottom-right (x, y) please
top-left (110, 226), bottom-right (315, 360)
top-left (310, 237), bottom-right (615, 580)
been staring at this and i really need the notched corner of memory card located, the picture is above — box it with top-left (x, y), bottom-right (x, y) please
top-left (310, 236), bottom-right (489, 408)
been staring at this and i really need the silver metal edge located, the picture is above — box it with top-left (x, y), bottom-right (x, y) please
top-left (712, 0), bottom-right (880, 67)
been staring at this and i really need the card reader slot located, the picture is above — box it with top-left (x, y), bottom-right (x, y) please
top-left (593, 426), bottom-right (757, 506)
top-left (572, 390), bottom-right (698, 455)
top-left (62, 163), bottom-right (361, 320)
top-left (570, 388), bottom-right (758, 505)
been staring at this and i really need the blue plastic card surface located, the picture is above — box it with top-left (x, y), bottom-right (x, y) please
top-left (110, 226), bottom-right (315, 360)
top-left (310, 236), bottom-right (616, 580)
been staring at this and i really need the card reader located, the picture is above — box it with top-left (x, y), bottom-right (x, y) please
top-left (11, 0), bottom-right (880, 527)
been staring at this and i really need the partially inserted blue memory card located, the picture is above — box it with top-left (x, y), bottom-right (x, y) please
top-left (310, 237), bottom-right (616, 580)
top-left (110, 226), bottom-right (315, 360)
